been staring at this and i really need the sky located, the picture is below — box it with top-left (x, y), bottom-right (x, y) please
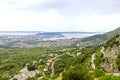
top-left (0, 0), bottom-right (120, 32)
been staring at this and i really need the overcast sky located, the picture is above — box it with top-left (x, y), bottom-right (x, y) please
top-left (0, 0), bottom-right (120, 32)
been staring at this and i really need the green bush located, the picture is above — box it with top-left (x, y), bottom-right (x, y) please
top-left (94, 51), bottom-right (103, 69)
top-left (27, 63), bottom-right (36, 71)
top-left (116, 53), bottom-right (120, 70)
top-left (94, 69), bottom-right (105, 77)
top-left (0, 78), bottom-right (9, 80)
top-left (104, 34), bottom-right (119, 48)
top-left (42, 76), bottom-right (49, 80)
top-left (99, 75), bottom-right (120, 80)
top-left (62, 64), bottom-right (94, 80)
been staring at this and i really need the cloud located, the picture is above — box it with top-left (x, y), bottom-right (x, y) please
top-left (0, 1), bottom-right (11, 9)
top-left (0, 9), bottom-right (56, 29)
top-left (0, 0), bottom-right (120, 32)
top-left (42, 0), bottom-right (120, 15)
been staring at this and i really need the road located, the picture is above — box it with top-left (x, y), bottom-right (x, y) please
top-left (51, 62), bottom-right (55, 77)
top-left (91, 53), bottom-right (95, 70)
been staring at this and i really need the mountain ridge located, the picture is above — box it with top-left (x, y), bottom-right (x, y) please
top-left (81, 27), bottom-right (120, 42)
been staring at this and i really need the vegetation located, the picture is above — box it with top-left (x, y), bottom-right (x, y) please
top-left (116, 53), bottom-right (120, 70)
top-left (54, 46), bottom-right (98, 76)
top-left (0, 47), bottom-right (57, 78)
top-left (104, 34), bottom-right (119, 48)
top-left (99, 75), bottom-right (120, 80)
top-left (94, 69), bottom-right (105, 77)
top-left (81, 27), bottom-right (120, 43)
top-left (62, 65), bottom-right (94, 80)
top-left (81, 34), bottom-right (108, 42)
top-left (27, 62), bottom-right (36, 71)
top-left (94, 50), bottom-right (103, 69)
top-left (0, 43), bottom-right (100, 79)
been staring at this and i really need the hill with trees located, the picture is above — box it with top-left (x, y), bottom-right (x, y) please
top-left (81, 27), bottom-right (120, 42)
top-left (61, 35), bottom-right (120, 80)
top-left (95, 34), bottom-right (120, 72)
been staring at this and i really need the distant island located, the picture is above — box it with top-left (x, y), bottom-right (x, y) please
top-left (35, 32), bottom-right (64, 38)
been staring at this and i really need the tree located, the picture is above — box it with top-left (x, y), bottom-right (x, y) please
top-left (94, 69), bottom-right (105, 77)
top-left (62, 64), bottom-right (94, 80)
top-left (27, 63), bottom-right (36, 71)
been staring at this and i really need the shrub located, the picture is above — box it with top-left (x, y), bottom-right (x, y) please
top-left (94, 69), bottom-right (105, 77)
top-left (62, 64), bottom-right (94, 80)
top-left (99, 75), bottom-right (120, 80)
top-left (116, 53), bottom-right (120, 70)
top-left (27, 63), bottom-right (36, 71)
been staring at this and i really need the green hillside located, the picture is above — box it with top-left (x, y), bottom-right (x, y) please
top-left (60, 34), bottom-right (120, 80)
top-left (95, 34), bottom-right (120, 72)
top-left (81, 27), bottom-right (120, 42)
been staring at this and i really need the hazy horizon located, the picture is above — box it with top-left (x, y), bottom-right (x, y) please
top-left (0, 0), bottom-right (120, 32)
top-left (0, 31), bottom-right (103, 32)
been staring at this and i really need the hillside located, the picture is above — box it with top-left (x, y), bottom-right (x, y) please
top-left (94, 34), bottom-right (120, 73)
top-left (81, 27), bottom-right (120, 42)
top-left (57, 34), bottom-right (120, 80)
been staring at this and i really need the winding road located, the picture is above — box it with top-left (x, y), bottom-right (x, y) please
top-left (91, 53), bottom-right (95, 70)
top-left (51, 62), bottom-right (55, 77)
top-left (91, 47), bottom-right (104, 70)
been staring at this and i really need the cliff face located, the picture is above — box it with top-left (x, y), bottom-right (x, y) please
top-left (95, 35), bottom-right (120, 72)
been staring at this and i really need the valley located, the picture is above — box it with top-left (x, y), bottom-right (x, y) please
top-left (0, 28), bottom-right (120, 80)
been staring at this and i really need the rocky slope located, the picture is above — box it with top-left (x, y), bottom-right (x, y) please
top-left (94, 35), bottom-right (120, 72)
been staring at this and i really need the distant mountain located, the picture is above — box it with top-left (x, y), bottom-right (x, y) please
top-left (35, 32), bottom-right (64, 38)
top-left (105, 27), bottom-right (120, 38)
top-left (58, 32), bottom-right (99, 34)
top-left (81, 27), bottom-right (120, 42)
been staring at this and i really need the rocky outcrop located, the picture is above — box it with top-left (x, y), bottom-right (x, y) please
top-left (101, 46), bottom-right (119, 72)
top-left (91, 53), bottom-right (95, 70)
top-left (95, 35), bottom-right (120, 73)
